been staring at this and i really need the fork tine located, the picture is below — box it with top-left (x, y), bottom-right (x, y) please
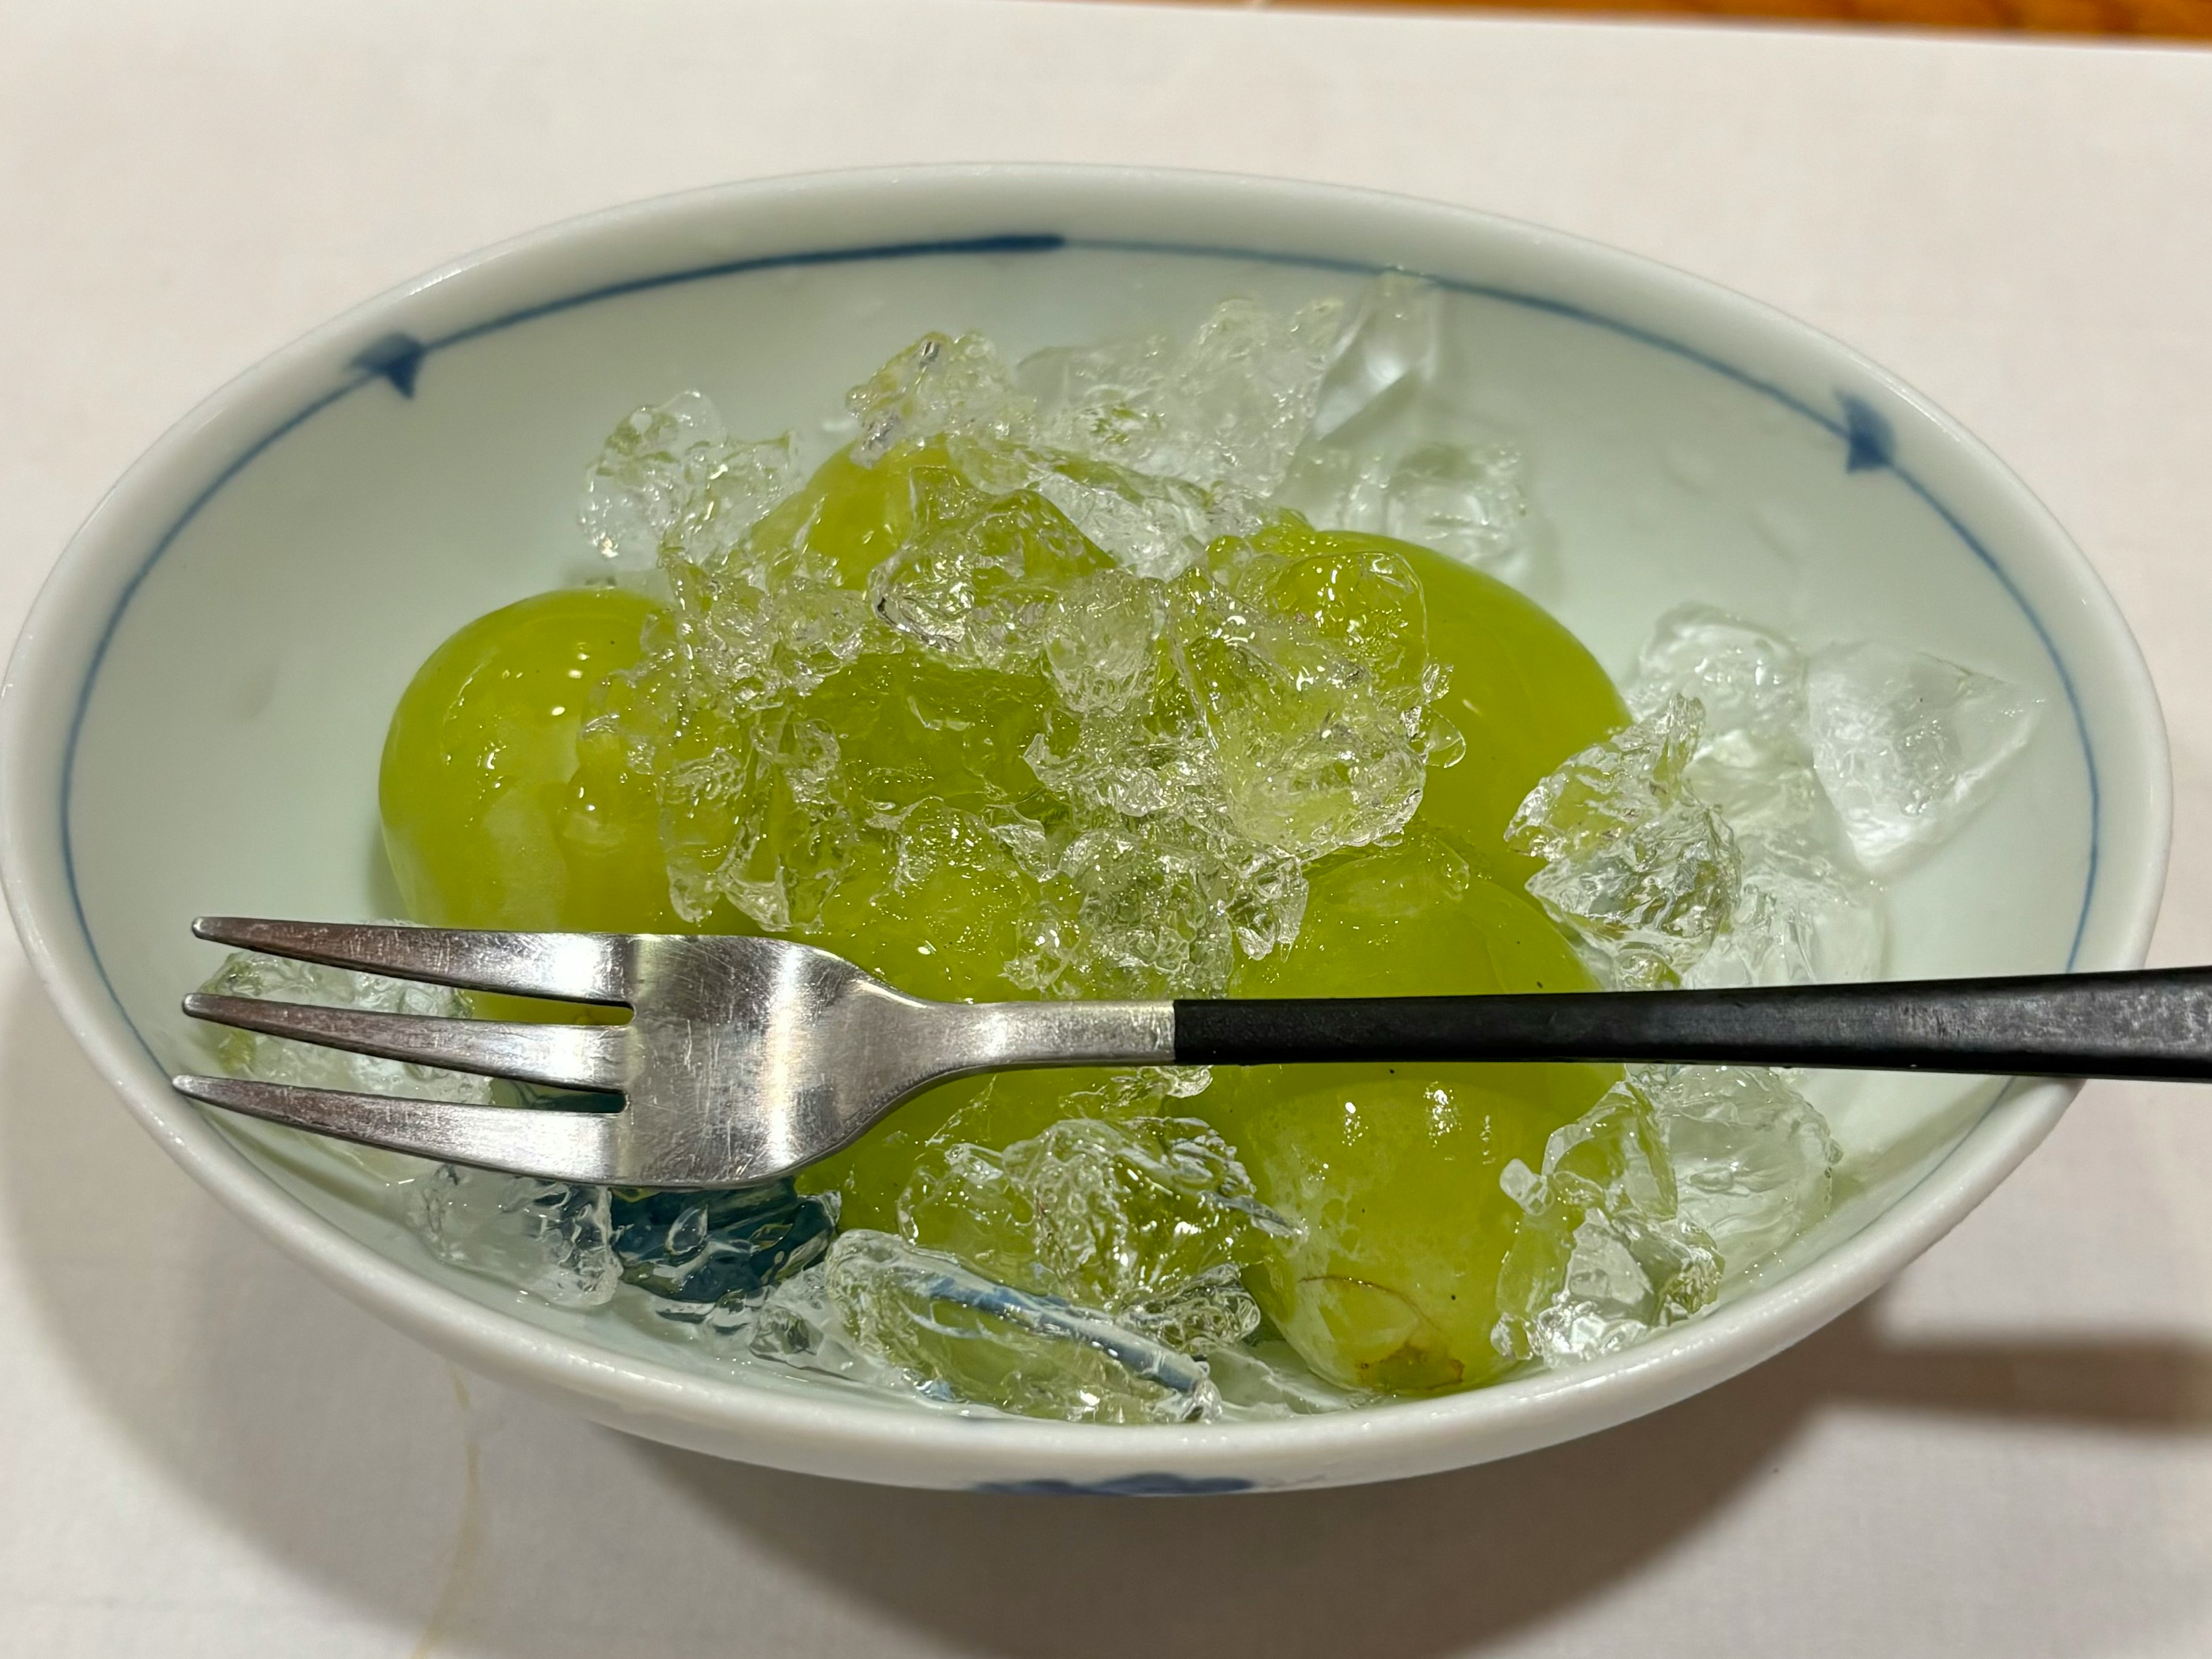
top-left (193, 918), bottom-right (630, 1004)
top-left (183, 993), bottom-right (632, 1092)
top-left (173, 1074), bottom-right (623, 1183)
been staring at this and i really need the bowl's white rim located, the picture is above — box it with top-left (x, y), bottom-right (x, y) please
top-left (0, 162), bottom-right (2172, 1491)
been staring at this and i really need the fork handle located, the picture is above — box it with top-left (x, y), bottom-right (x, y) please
top-left (1171, 969), bottom-right (2212, 1082)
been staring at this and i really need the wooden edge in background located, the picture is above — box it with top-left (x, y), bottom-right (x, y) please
top-left (1089, 0), bottom-right (2212, 40)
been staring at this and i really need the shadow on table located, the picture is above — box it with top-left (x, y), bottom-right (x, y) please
top-left (638, 1309), bottom-right (2212, 1659)
top-left (4, 972), bottom-right (2209, 1658)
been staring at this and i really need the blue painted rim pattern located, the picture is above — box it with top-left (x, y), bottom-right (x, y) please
top-left (974, 1472), bottom-right (1258, 1497)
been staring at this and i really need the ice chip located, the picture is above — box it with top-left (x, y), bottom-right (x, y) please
top-left (1685, 844), bottom-right (1885, 988)
top-left (1009, 809), bottom-right (1308, 991)
top-left (652, 702), bottom-right (863, 933)
top-left (580, 391), bottom-right (728, 566)
top-left (1213, 656), bottom-right (1424, 851)
top-left (1678, 737), bottom-right (1844, 855)
top-left (410, 1164), bottom-right (622, 1310)
top-left (1144, 297), bottom-right (1344, 497)
top-left (1637, 1065), bottom-right (1837, 1272)
top-left (609, 1183), bottom-right (839, 1316)
top-left (1687, 767), bottom-right (1886, 989)
top-left (1384, 444), bottom-right (1532, 581)
top-left (683, 434), bottom-right (803, 566)
top-left (1238, 533), bottom-right (1435, 728)
top-left (866, 532), bottom-right (1022, 663)
top-left (1217, 839), bottom-right (1311, 963)
top-left (684, 1261), bottom-right (912, 1390)
top-left (580, 392), bottom-right (801, 569)
top-left (897, 1113), bottom-right (1291, 1319)
top-left (1030, 459), bottom-right (1250, 580)
top-left (824, 1230), bottom-right (1219, 1423)
top-left (1806, 641), bottom-right (2040, 874)
top-left (846, 332), bottom-right (1032, 466)
top-left (1021, 700), bottom-right (1189, 824)
top-left (1629, 605), bottom-right (1809, 760)
top-left (1507, 697), bottom-right (1741, 987)
top-left (1173, 571), bottom-right (1427, 859)
top-left (762, 585), bottom-right (877, 694)
top-left (1017, 333), bottom-right (1174, 468)
top-left (1018, 818), bottom-right (1252, 997)
top-left (1310, 272), bottom-right (1442, 440)
top-left (1122, 1266), bottom-right (1264, 1355)
top-left (201, 948), bottom-right (491, 1107)
top-left (1622, 608), bottom-right (1888, 985)
top-left (1272, 445), bottom-right (1393, 537)
top-left (867, 479), bottom-right (1108, 671)
top-left (1493, 1081), bottom-right (1721, 1366)
top-left (1021, 292), bottom-right (1343, 498)
top-left (1043, 567), bottom-right (1165, 714)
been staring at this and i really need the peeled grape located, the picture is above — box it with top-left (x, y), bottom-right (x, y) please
top-left (1199, 827), bottom-right (1615, 1392)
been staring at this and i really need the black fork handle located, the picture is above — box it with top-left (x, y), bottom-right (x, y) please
top-left (1172, 969), bottom-right (2212, 1082)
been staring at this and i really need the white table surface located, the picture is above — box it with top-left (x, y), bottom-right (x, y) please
top-left (6, 1), bottom-right (2212, 1652)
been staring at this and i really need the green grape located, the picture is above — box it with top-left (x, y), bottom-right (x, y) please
top-left (810, 1068), bottom-right (1127, 1233)
top-left (380, 587), bottom-right (680, 933)
top-left (1407, 543), bottom-right (1627, 875)
top-left (1199, 826), bottom-right (1615, 1392)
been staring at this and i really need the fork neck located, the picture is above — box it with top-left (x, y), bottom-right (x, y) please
top-left (947, 1000), bottom-right (1176, 1074)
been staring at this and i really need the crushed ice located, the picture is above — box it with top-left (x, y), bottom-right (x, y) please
top-left (1807, 641), bottom-right (2041, 875)
top-left (198, 279), bottom-right (2046, 1415)
top-left (1499, 604), bottom-right (2037, 1359)
top-left (1277, 274), bottom-right (1537, 585)
top-left (592, 292), bottom-right (1465, 1010)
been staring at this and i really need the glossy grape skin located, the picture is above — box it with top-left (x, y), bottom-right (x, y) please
top-left (1403, 544), bottom-right (1627, 877)
top-left (380, 587), bottom-right (680, 934)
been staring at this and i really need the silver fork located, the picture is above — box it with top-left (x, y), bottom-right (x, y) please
top-left (175, 916), bottom-right (2212, 1188)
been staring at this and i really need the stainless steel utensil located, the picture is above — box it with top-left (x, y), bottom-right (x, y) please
top-left (174, 916), bottom-right (2212, 1187)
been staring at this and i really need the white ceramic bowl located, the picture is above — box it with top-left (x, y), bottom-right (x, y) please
top-left (0, 166), bottom-right (2168, 1493)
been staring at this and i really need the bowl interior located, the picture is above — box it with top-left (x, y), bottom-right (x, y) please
top-left (24, 172), bottom-right (2162, 1484)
